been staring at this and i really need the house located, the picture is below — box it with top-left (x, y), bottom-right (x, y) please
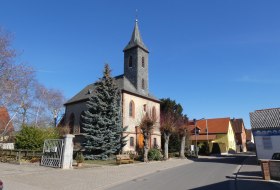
top-left (231, 118), bottom-right (247, 152)
top-left (0, 107), bottom-right (14, 142)
top-left (63, 20), bottom-right (161, 152)
top-left (189, 118), bottom-right (236, 154)
top-left (245, 129), bottom-right (254, 143)
top-left (250, 108), bottom-right (280, 159)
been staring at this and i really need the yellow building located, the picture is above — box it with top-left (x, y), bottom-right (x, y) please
top-left (189, 118), bottom-right (236, 154)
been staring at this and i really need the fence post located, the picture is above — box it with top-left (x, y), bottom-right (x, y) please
top-left (61, 134), bottom-right (74, 169)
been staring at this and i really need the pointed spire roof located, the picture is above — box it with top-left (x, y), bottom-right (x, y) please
top-left (123, 19), bottom-right (149, 52)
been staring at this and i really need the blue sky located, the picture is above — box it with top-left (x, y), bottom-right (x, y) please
top-left (1, 0), bottom-right (280, 128)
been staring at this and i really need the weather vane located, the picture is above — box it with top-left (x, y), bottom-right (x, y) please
top-left (135, 9), bottom-right (138, 22)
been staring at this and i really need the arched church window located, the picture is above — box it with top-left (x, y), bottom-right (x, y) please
top-left (79, 111), bottom-right (85, 134)
top-left (142, 79), bottom-right (145, 89)
top-left (129, 56), bottom-right (133, 68)
top-left (142, 57), bottom-right (145, 68)
top-left (69, 113), bottom-right (75, 134)
top-left (152, 106), bottom-right (156, 120)
top-left (129, 100), bottom-right (135, 118)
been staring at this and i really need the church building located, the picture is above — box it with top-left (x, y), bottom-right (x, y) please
top-left (64, 20), bottom-right (161, 152)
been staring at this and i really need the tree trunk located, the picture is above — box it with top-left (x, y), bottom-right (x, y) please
top-left (143, 137), bottom-right (149, 162)
top-left (180, 135), bottom-right (186, 158)
top-left (164, 132), bottom-right (170, 160)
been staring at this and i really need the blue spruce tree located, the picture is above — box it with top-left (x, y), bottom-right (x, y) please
top-left (81, 64), bottom-right (124, 160)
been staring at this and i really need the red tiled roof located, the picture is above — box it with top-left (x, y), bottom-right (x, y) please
top-left (0, 107), bottom-right (14, 135)
top-left (188, 118), bottom-right (230, 134)
top-left (190, 135), bottom-right (217, 141)
top-left (231, 119), bottom-right (244, 133)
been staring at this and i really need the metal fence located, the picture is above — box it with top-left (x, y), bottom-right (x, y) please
top-left (41, 139), bottom-right (64, 168)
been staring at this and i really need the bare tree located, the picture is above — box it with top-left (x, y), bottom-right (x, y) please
top-left (44, 88), bottom-right (65, 127)
top-left (0, 28), bottom-right (17, 107)
top-left (160, 112), bottom-right (177, 160)
top-left (139, 111), bottom-right (157, 162)
top-left (177, 115), bottom-right (189, 158)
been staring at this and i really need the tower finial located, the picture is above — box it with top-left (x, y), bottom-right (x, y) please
top-left (135, 9), bottom-right (138, 22)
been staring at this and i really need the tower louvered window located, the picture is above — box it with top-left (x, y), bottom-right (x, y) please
top-left (129, 56), bottom-right (133, 68)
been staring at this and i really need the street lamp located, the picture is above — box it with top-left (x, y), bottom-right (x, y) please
top-left (194, 119), bottom-right (200, 157)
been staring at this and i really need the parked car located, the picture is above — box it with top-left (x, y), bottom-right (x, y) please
top-left (0, 179), bottom-right (3, 190)
top-left (272, 153), bottom-right (280, 160)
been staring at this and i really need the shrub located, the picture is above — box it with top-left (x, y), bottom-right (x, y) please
top-left (15, 125), bottom-right (60, 150)
top-left (75, 152), bottom-right (85, 163)
top-left (148, 148), bottom-right (162, 161)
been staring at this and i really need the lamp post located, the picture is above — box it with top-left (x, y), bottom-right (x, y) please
top-left (194, 119), bottom-right (200, 157)
top-left (206, 119), bottom-right (209, 144)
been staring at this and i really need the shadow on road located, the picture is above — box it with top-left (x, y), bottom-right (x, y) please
top-left (188, 154), bottom-right (257, 166)
top-left (190, 179), bottom-right (280, 190)
top-left (234, 171), bottom-right (262, 179)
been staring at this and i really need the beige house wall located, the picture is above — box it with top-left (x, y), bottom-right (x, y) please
top-left (122, 92), bottom-right (161, 152)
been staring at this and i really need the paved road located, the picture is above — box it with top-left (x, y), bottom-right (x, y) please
top-left (106, 155), bottom-right (247, 190)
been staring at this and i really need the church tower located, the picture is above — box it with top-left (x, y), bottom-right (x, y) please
top-left (123, 19), bottom-right (149, 95)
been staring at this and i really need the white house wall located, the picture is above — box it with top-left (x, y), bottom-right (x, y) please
top-left (254, 135), bottom-right (280, 159)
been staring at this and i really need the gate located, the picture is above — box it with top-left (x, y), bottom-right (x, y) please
top-left (41, 139), bottom-right (64, 168)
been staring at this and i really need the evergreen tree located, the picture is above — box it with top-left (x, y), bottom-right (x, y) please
top-left (81, 64), bottom-right (124, 160)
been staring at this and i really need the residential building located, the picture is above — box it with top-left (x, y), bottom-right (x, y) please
top-left (189, 118), bottom-right (236, 154)
top-left (63, 20), bottom-right (161, 152)
top-left (250, 108), bottom-right (280, 159)
top-left (231, 118), bottom-right (247, 152)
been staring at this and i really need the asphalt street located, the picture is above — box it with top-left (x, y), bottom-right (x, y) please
top-left (106, 155), bottom-right (247, 190)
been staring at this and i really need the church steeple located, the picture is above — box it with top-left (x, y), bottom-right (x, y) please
top-left (123, 19), bottom-right (149, 53)
top-left (123, 20), bottom-right (149, 95)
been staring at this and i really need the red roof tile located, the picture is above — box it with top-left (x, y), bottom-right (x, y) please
top-left (231, 119), bottom-right (244, 133)
top-left (189, 118), bottom-right (231, 134)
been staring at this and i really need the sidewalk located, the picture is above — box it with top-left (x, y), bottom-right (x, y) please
top-left (0, 158), bottom-right (192, 190)
top-left (236, 155), bottom-right (280, 190)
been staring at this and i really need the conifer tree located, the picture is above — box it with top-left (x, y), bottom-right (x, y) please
top-left (81, 64), bottom-right (124, 160)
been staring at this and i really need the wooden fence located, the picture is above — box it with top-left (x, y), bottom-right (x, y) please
top-left (0, 149), bottom-right (43, 162)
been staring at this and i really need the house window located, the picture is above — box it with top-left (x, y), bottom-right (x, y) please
top-left (143, 104), bottom-right (147, 112)
top-left (142, 79), bottom-right (145, 89)
top-left (153, 138), bottom-right (157, 148)
top-left (263, 136), bottom-right (272, 149)
top-left (129, 100), bottom-right (135, 118)
top-left (142, 57), bottom-right (145, 68)
top-left (129, 56), bottom-right (132, 68)
top-left (130, 137), bottom-right (134, 147)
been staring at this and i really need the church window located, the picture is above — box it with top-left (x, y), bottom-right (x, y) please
top-left (129, 56), bottom-right (133, 68)
top-left (142, 57), bottom-right (145, 68)
top-left (152, 106), bottom-right (156, 120)
top-left (142, 79), bottom-right (145, 89)
top-left (79, 111), bottom-right (85, 133)
top-left (69, 113), bottom-right (75, 134)
top-left (130, 137), bottom-right (134, 147)
top-left (153, 138), bottom-right (157, 148)
top-left (129, 100), bottom-right (135, 118)
top-left (143, 104), bottom-right (147, 112)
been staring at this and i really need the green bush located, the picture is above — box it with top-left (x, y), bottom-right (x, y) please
top-left (75, 152), bottom-right (85, 163)
top-left (148, 148), bottom-right (162, 161)
top-left (15, 125), bottom-right (60, 150)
